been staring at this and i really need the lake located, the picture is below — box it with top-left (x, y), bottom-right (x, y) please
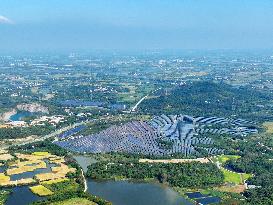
top-left (3, 156), bottom-right (193, 205)
top-left (87, 180), bottom-right (193, 205)
top-left (74, 155), bottom-right (192, 205)
top-left (9, 111), bottom-right (35, 121)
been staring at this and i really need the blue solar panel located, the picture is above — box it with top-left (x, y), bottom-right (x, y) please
top-left (186, 192), bottom-right (208, 199)
top-left (196, 197), bottom-right (221, 205)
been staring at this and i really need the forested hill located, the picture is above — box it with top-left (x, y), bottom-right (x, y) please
top-left (139, 81), bottom-right (272, 122)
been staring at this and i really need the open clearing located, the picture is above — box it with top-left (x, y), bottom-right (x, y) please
top-left (263, 122), bottom-right (273, 133)
top-left (221, 168), bottom-right (252, 184)
top-left (214, 155), bottom-right (240, 164)
top-left (30, 185), bottom-right (54, 196)
top-left (49, 197), bottom-right (97, 205)
top-left (216, 184), bottom-right (246, 193)
top-left (0, 154), bottom-right (14, 161)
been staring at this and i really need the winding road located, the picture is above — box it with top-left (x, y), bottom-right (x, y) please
top-left (81, 168), bottom-right (88, 192)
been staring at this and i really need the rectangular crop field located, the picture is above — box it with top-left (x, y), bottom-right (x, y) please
top-left (30, 185), bottom-right (54, 196)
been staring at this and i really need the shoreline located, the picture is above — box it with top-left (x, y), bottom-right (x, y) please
top-left (0, 109), bottom-right (17, 122)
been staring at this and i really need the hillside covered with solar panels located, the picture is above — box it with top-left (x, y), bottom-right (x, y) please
top-left (54, 114), bottom-right (258, 156)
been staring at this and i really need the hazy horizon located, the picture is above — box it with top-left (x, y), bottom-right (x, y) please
top-left (1, 0), bottom-right (273, 52)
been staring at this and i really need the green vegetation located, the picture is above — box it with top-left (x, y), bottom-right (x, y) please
top-left (0, 190), bottom-right (10, 205)
top-left (49, 197), bottom-right (97, 205)
top-left (9, 140), bottom-right (68, 156)
top-left (221, 168), bottom-right (242, 184)
top-left (87, 162), bottom-right (224, 188)
top-left (225, 146), bottom-right (273, 204)
top-left (140, 81), bottom-right (273, 122)
top-left (263, 121), bottom-right (273, 134)
top-left (0, 125), bottom-right (55, 139)
top-left (220, 168), bottom-right (251, 184)
top-left (1, 53), bottom-right (273, 205)
top-left (30, 185), bottom-right (54, 196)
top-left (215, 155), bottom-right (241, 164)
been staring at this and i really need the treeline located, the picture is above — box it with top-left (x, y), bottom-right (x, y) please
top-left (226, 143), bottom-right (273, 205)
top-left (139, 81), bottom-right (273, 122)
top-left (31, 190), bottom-right (112, 205)
top-left (0, 124), bottom-right (55, 139)
top-left (86, 162), bottom-right (224, 188)
top-left (9, 140), bottom-right (68, 156)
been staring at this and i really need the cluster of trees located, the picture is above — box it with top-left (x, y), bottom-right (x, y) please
top-left (86, 162), bottom-right (224, 188)
top-left (226, 142), bottom-right (273, 205)
top-left (0, 125), bottom-right (55, 139)
top-left (9, 140), bottom-right (68, 156)
top-left (139, 81), bottom-right (273, 122)
top-left (0, 190), bottom-right (10, 205)
top-left (31, 190), bottom-right (112, 205)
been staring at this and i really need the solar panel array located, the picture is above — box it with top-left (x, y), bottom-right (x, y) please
top-left (149, 114), bottom-right (257, 155)
top-left (54, 114), bottom-right (258, 156)
top-left (54, 121), bottom-right (167, 155)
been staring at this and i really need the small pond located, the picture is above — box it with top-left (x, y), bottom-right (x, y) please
top-left (9, 111), bottom-right (35, 121)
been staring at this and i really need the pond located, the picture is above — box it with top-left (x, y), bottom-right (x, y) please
top-left (9, 111), bottom-right (35, 121)
top-left (9, 161), bottom-right (56, 181)
top-left (4, 186), bottom-right (44, 205)
top-left (87, 180), bottom-right (193, 205)
top-left (0, 165), bottom-right (6, 173)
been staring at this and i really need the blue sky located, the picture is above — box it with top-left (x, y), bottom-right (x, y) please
top-left (1, 0), bottom-right (273, 52)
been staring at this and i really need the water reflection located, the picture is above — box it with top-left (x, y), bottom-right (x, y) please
top-left (87, 180), bottom-right (193, 205)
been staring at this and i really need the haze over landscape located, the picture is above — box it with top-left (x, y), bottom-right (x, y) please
top-left (1, 0), bottom-right (273, 51)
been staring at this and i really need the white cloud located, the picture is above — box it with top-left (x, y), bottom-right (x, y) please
top-left (0, 15), bottom-right (14, 24)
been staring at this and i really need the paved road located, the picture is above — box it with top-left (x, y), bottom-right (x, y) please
top-left (130, 87), bottom-right (162, 113)
top-left (130, 95), bottom-right (148, 112)
top-left (81, 168), bottom-right (88, 192)
top-left (1, 121), bottom-right (92, 150)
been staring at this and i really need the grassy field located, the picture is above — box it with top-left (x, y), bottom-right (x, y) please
top-left (221, 168), bottom-right (242, 184)
top-left (30, 185), bottom-right (54, 196)
top-left (32, 151), bottom-right (50, 156)
top-left (49, 197), bottom-right (97, 205)
top-left (0, 173), bottom-right (10, 183)
top-left (221, 168), bottom-right (252, 184)
top-left (263, 122), bottom-right (273, 133)
top-left (242, 173), bottom-right (252, 181)
top-left (43, 180), bottom-right (80, 194)
top-left (215, 155), bottom-right (241, 164)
